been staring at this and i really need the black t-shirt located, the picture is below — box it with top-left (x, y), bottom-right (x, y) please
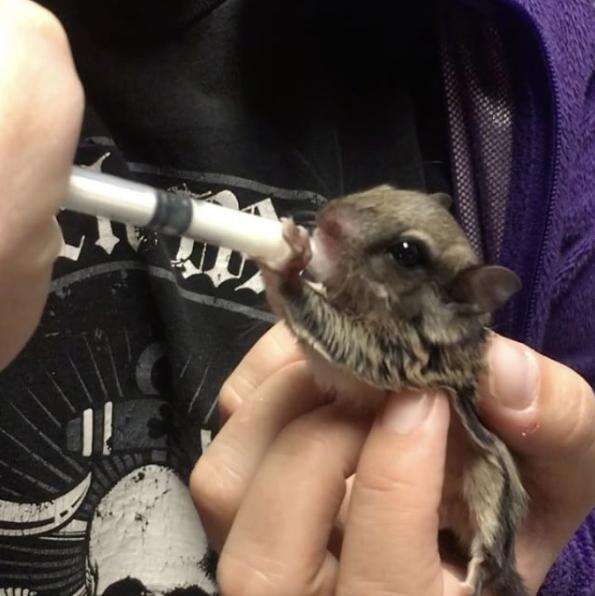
top-left (0, 1), bottom-right (449, 593)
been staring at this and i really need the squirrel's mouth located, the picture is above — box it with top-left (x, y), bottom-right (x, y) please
top-left (304, 227), bottom-right (338, 286)
top-left (299, 201), bottom-right (358, 286)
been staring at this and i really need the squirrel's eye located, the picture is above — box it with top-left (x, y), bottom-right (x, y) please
top-left (388, 239), bottom-right (426, 268)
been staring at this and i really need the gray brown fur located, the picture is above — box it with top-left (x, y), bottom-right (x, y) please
top-left (259, 185), bottom-right (528, 595)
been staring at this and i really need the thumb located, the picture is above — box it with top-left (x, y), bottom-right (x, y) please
top-left (337, 390), bottom-right (450, 596)
top-left (477, 335), bottom-right (595, 590)
top-left (477, 334), bottom-right (595, 463)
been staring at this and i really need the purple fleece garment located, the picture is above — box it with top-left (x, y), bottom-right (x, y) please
top-left (488, 0), bottom-right (594, 593)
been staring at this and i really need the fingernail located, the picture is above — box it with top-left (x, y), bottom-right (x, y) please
top-left (487, 338), bottom-right (540, 410)
top-left (381, 390), bottom-right (435, 434)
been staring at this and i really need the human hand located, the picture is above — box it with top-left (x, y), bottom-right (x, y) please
top-left (191, 323), bottom-right (595, 595)
top-left (0, 0), bottom-right (83, 369)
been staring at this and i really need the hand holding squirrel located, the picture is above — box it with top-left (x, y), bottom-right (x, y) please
top-left (192, 322), bottom-right (594, 596)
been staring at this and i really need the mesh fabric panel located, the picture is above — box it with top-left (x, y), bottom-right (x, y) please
top-left (440, 6), bottom-right (514, 263)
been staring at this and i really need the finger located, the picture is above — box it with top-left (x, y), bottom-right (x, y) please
top-left (477, 335), bottom-right (595, 591)
top-left (0, 0), bottom-right (83, 370)
top-left (337, 391), bottom-right (450, 596)
top-left (477, 335), bottom-right (595, 480)
top-left (217, 403), bottom-right (372, 596)
top-left (0, 0), bottom-right (83, 247)
top-left (218, 321), bottom-right (304, 421)
top-left (191, 360), bottom-right (328, 550)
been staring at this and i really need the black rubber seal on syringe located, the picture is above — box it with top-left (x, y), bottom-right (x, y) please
top-left (149, 190), bottom-right (193, 235)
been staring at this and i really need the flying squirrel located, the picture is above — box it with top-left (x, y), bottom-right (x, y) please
top-left (255, 185), bottom-right (529, 596)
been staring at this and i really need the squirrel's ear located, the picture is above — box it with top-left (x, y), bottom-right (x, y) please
top-left (449, 265), bottom-right (522, 313)
top-left (430, 192), bottom-right (452, 210)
